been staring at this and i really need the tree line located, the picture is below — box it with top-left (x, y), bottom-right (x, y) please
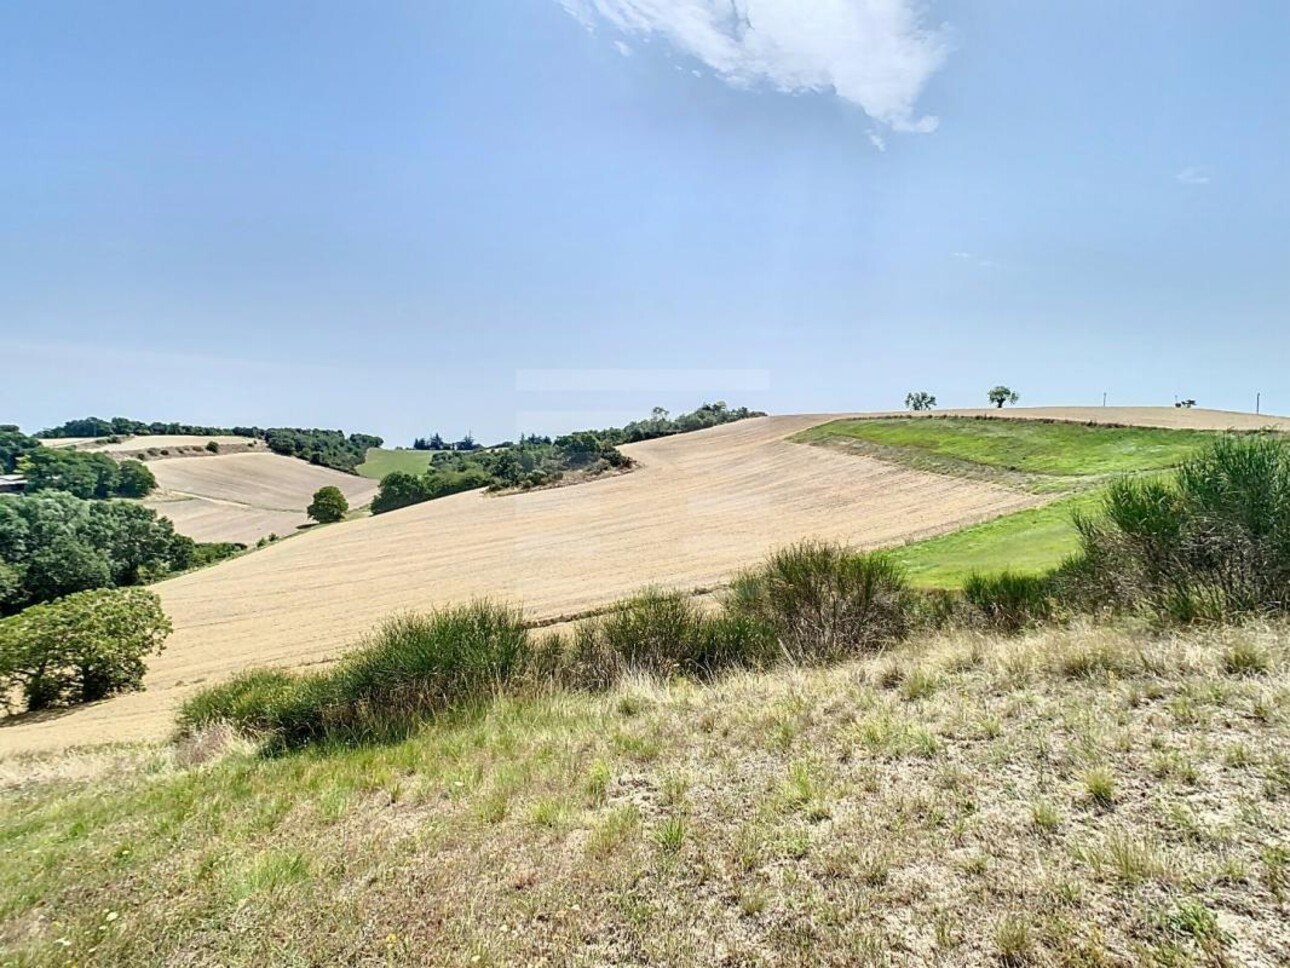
top-left (374, 403), bottom-right (761, 516)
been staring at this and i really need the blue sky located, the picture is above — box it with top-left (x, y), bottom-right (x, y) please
top-left (2, 1), bottom-right (1286, 444)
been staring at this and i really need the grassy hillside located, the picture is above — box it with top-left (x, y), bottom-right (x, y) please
top-left (796, 417), bottom-right (1217, 477)
top-left (894, 491), bottom-right (1104, 588)
top-left (356, 447), bottom-right (436, 479)
top-left (2, 622), bottom-right (1287, 966)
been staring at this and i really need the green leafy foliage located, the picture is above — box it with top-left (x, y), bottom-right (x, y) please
top-left (306, 486), bottom-right (349, 524)
top-left (0, 425), bottom-right (41, 474)
top-left (1068, 434), bottom-right (1290, 620)
top-left (18, 448), bottom-right (157, 499)
top-left (0, 492), bottom-right (193, 615)
top-left (0, 587), bottom-right (171, 711)
top-left (988, 385), bottom-right (1020, 408)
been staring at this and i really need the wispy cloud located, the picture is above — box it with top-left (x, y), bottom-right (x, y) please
top-left (613, 39), bottom-right (633, 56)
top-left (560, 0), bottom-right (950, 136)
top-left (1176, 166), bottom-right (1211, 185)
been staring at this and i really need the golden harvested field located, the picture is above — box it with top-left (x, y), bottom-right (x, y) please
top-left (40, 434), bottom-right (259, 454)
top-left (1, 414), bottom-right (1040, 753)
top-left (143, 452), bottom-right (380, 544)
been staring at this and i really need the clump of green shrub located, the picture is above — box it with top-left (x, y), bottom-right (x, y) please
top-left (726, 542), bottom-right (911, 661)
top-left (0, 587), bottom-right (171, 711)
top-left (586, 589), bottom-right (774, 681)
top-left (962, 571), bottom-right (1055, 633)
top-left (1067, 435), bottom-right (1290, 622)
top-left (179, 602), bottom-right (530, 746)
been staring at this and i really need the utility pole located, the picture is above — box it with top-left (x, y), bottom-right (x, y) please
top-left (1256, 392), bottom-right (1261, 415)
top-left (1102, 392), bottom-right (1107, 407)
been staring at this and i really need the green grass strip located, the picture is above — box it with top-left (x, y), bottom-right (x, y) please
top-left (892, 491), bottom-right (1105, 588)
top-left (796, 417), bottom-right (1217, 477)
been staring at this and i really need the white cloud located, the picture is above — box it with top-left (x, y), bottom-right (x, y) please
top-left (1176, 166), bottom-right (1211, 185)
top-left (614, 39), bottom-right (633, 56)
top-left (867, 129), bottom-right (887, 151)
top-left (560, 0), bottom-right (949, 135)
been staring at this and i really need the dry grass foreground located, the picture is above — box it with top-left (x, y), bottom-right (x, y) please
top-left (0, 415), bottom-right (1042, 753)
top-left (2, 621), bottom-right (1288, 966)
top-left (141, 452), bottom-right (380, 544)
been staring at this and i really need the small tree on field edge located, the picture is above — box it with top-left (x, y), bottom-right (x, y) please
top-left (905, 391), bottom-right (937, 412)
top-left (988, 386), bottom-right (1020, 409)
top-left (307, 486), bottom-right (349, 524)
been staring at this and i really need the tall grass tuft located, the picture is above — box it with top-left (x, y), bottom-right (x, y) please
top-left (726, 541), bottom-right (912, 661)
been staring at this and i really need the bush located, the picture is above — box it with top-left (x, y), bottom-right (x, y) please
top-left (1068, 435), bottom-right (1290, 621)
top-left (205, 440), bottom-right (220, 454)
top-left (180, 603), bottom-right (531, 746)
top-left (592, 589), bottom-right (774, 680)
top-left (727, 541), bottom-right (912, 661)
top-left (0, 587), bottom-right (171, 712)
top-left (307, 485), bottom-right (349, 524)
top-left (962, 571), bottom-right (1055, 633)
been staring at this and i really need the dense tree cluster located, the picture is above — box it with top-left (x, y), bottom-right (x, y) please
top-left (36, 417), bottom-right (266, 439)
top-left (0, 492), bottom-right (224, 616)
top-left (0, 426), bottom-right (41, 473)
top-left (262, 429), bottom-right (384, 473)
top-left (19, 448), bottom-right (157, 499)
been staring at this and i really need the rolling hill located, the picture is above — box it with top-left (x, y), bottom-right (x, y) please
top-left (3, 406), bottom-right (1284, 754)
top-left (142, 452), bottom-right (380, 544)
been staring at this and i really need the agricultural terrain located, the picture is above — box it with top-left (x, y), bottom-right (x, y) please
top-left (142, 453), bottom-right (380, 545)
top-left (1, 414), bottom-right (1041, 752)
top-left (2, 407), bottom-right (1284, 755)
top-left (39, 434), bottom-right (261, 457)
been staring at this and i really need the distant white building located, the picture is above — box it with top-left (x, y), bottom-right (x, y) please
top-left (0, 474), bottom-right (26, 494)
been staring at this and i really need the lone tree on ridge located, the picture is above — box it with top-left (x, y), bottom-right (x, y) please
top-left (905, 391), bottom-right (937, 412)
top-left (987, 386), bottom-right (1020, 409)
top-left (307, 486), bottom-right (349, 524)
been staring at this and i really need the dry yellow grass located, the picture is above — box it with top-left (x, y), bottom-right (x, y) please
top-left (141, 452), bottom-right (380, 544)
top-left (1, 415), bottom-right (1039, 753)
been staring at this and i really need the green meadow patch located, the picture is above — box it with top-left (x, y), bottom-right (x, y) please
top-left (893, 491), bottom-right (1103, 588)
top-left (795, 417), bottom-right (1217, 477)
top-left (355, 447), bottom-right (436, 480)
